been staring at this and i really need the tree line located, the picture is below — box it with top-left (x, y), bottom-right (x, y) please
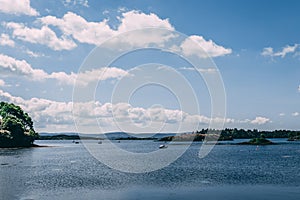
top-left (195, 128), bottom-right (300, 140)
top-left (160, 128), bottom-right (300, 141)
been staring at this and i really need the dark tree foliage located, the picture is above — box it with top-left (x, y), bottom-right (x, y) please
top-left (202, 128), bottom-right (300, 139)
top-left (160, 128), bottom-right (300, 142)
top-left (0, 102), bottom-right (38, 147)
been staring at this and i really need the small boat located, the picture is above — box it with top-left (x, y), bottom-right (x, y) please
top-left (75, 141), bottom-right (79, 144)
top-left (159, 144), bottom-right (167, 149)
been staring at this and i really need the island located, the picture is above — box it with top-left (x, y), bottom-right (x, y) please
top-left (0, 102), bottom-right (39, 148)
top-left (238, 134), bottom-right (274, 145)
top-left (159, 128), bottom-right (300, 144)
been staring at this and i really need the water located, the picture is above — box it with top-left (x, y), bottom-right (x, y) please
top-left (0, 139), bottom-right (299, 200)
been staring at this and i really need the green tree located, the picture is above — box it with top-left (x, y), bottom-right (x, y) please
top-left (0, 102), bottom-right (38, 147)
top-left (0, 102), bottom-right (34, 131)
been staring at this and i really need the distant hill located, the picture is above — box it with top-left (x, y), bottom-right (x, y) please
top-left (104, 132), bottom-right (176, 139)
top-left (38, 132), bottom-right (176, 140)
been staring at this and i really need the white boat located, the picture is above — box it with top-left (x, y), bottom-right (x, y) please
top-left (159, 144), bottom-right (167, 149)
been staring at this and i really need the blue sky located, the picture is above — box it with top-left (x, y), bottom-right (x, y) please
top-left (0, 0), bottom-right (299, 133)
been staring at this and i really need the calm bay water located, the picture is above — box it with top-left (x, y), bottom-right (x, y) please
top-left (0, 139), bottom-right (299, 200)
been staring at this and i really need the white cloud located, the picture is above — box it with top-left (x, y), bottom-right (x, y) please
top-left (180, 35), bottom-right (232, 58)
top-left (279, 113), bottom-right (285, 116)
top-left (39, 12), bottom-right (116, 46)
top-left (0, 33), bottom-right (15, 47)
top-left (292, 112), bottom-right (299, 117)
top-left (4, 10), bottom-right (231, 55)
top-left (0, 89), bottom-right (235, 132)
top-left (117, 10), bottom-right (174, 32)
top-left (0, 89), bottom-right (74, 130)
top-left (298, 85), bottom-right (300, 92)
top-left (24, 49), bottom-right (45, 58)
top-left (0, 53), bottom-right (48, 80)
top-left (5, 22), bottom-right (77, 51)
top-left (39, 10), bottom-right (174, 47)
top-left (276, 45), bottom-right (298, 57)
top-left (180, 67), bottom-right (218, 73)
top-left (102, 10), bottom-right (109, 15)
top-left (117, 7), bottom-right (126, 13)
top-left (63, 0), bottom-right (89, 7)
top-left (51, 67), bottom-right (129, 86)
top-left (261, 44), bottom-right (298, 58)
top-left (0, 53), bottom-right (129, 85)
top-left (1, 89), bottom-right (275, 133)
top-left (261, 47), bottom-right (273, 57)
top-left (0, 79), bottom-right (5, 87)
top-left (250, 116), bottom-right (271, 125)
top-left (0, 0), bottom-right (39, 16)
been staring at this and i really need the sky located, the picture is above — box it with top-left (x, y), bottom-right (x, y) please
top-left (0, 0), bottom-right (299, 133)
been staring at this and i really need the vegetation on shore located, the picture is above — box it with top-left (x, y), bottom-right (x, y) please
top-left (38, 134), bottom-right (102, 140)
top-left (38, 134), bottom-right (81, 140)
top-left (287, 132), bottom-right (300, 141)
top-left (0, 102), bottom-right (38, 148)
top-left (159, 128), bottom-right (300, 142)
top-left (37, 128), bottom-right (300, 142)
top-left (238, 134), bottom-right (274, 145)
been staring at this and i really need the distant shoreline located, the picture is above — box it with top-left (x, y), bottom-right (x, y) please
top-left (33, 137), bottom-right (299, 146)
top-left (0, 143), bottom-right (52, 149)
top-left (36, 129), bottom-right (300, 143)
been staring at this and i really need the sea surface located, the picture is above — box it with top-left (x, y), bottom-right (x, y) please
top-left (0, 139), bottom-right (299, 200)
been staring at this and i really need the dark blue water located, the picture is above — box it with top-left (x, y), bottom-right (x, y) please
top-left (0, 139), bottom-right (299, 200)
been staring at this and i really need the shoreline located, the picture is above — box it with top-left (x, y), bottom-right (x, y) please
top-left (0, 143), bottom-right (53, 149)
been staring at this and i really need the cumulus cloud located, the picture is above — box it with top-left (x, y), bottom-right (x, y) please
top-left (5, 22), bottom-right (77, 50)
top-left (261, 44), bottom-right (298, 58)
top-left (180, 35), bottom-right (232, 58)
top-left (37, 10), bottom-right (230, 55)
top-left (0, 53), bottom-right (48, 80)
top-left (0, 0), bottom-right (39, 16)
top-left (5, 10), bottom-right (173, 50)
top-left (52, 67), bottom-right (129, 86)
top-left (4, 10), bottom-right (231, 55)
top-left (3, 88), bottom-right (275, 133)
top-left (250, 116), bottom-right (271, 125)
top-left (298, 85), bottom-right (300, 92)
top-left (39, 12), bottom-right (115, 46)
top-left (0, 33), bottom-right (15, 47)
top-left (0, 53), bottom-right (129, 85)
top-left (292, 112), bottom-right (299, 117)
top-left (0, 89), bottom-right (235, 132)
top-left (117, 10), bottom-right (174, 32)
top-left (0, 89), bottom-right (74, 129)
top-left (39, 10), bottom-right (174, 47)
